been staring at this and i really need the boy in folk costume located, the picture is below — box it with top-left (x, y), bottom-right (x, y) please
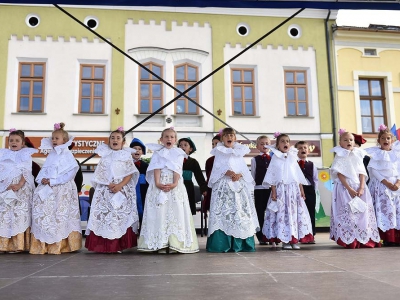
top-left (178, 137), bottom-right (208, 215)
top-left (353, 133), bottom-right (370, 184)
top-left (203, 134), bottom-right (221, 212)
top-left (130, 138), bottom-right (149, 221)
top-left (250, 135), bottom-right (272, 245)
top-left (24, 137), bottom-right (41, 186)
top-left (295, 141), bottom-right (318, 243)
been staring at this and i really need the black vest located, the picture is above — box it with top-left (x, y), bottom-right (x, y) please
top-left (254, 155), bottom-right (271, 185)
top-left (300, 160), bottom-right (315, 187)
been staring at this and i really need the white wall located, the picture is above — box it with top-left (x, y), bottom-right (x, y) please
top-left (224, 44), bottom-right (320, 134)
top-left (5, 35), bottom-right (113, 132)
top-left (124, 19), bottom-right (214, 132)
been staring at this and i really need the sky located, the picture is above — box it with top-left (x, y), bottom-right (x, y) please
top-left (336, 10), bottom-right (400, 27)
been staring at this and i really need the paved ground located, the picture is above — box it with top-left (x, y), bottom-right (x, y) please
top-left (0, 232), bottom-right (399, 300)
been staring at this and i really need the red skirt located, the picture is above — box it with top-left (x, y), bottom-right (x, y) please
top-left (333, 237), bottom-right (381, 249)
top-left (379, 228), bottom-right (400, 244)
top-left (85, 228), bottom-right (137, 253)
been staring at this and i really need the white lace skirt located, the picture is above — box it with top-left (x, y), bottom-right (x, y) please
top-left (368, 178), bottom-right (400, 232)
top-left (138, 169), bottom-right (198, 252)
top-left (330, 181), bottom-right (380, 244)
top-left (0, 175), bottom-right (32, 238)
top-left (262, 183), bottom-right (313, 243)
top-left (86, 180), bottom-right (139, 239)
top-left (31, 180), bottom-right (81, 244)
top-left (208, 176), bottom-right (259, 239)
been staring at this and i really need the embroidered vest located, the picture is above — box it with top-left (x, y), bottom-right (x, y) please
top-left (301, 161), bottom-right (314, 187)
top-left (254, 155), bottom-right (270, 185)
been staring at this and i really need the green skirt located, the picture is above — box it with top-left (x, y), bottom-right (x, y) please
top-left (206, 230), bottom-right (256, 253)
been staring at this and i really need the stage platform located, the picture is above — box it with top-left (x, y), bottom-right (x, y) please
top-left (0, 233), bottom-right (399, 300)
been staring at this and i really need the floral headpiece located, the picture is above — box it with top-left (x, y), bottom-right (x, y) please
top-left (378, 124), bottom-right (387, 131)
top-left (9, 128), bottom-right (17, 133)
top-left (273, 132), bottom-right (281, 139)
top-left (117, 126), bottom-right (124, 132)
top-left (170, 126), bottom-right (175, 130)
top-left (338, 128), bottom-right (346, 136)
top-left (218, 128), bottom-right (223, 136)
top-left (54, 123), bottom-right (61, 130)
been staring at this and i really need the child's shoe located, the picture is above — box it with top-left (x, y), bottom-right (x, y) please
top-left (282, 243), bottom-right (292, 250)
top-left (291, 244), bottom-right (301, 250)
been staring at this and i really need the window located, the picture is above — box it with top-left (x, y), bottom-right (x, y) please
top-left (359, 78), bottom-right (386, 133)
top-left (17, 62), bottom-right (45, 112)
top-left (231, 68), bottom-right (255, 115)
top-left (285, 70), bottom-right (308, 116)
top-left (139, 62), bottom-right (163, 114)
top-left (175, 63), bottom-right (199, 114)
top-left (79, 64), bottom-right (105, 113)
top-left (364, 49), bottom-right (377, 56)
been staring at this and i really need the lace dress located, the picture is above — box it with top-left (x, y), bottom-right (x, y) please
top-left (329, 146), bottom-right (380, 248)
top-left (262, 146), bottom-right (313, 244)
top-left (85, 144), bottom-right (139, 252)
top-left (137, 144), bottom-right (199, 253)
top-left (365, 142), bottom-right (400, 243)
top-left (206, 142), bottom-right (259, 252)
top-left (30, 137), bottom-right (82, 254)
top-left (0, 148), bottom-right (37, 252)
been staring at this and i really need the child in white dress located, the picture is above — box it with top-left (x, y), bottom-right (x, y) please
top-left (85, 127), bottom-right (139, 253)
top-left (138, 127), bottom-right (199, 253)
top-left (330, 129), bottom-right (380, 248)
top-left (206, 127), bottom-right (259, 252)
top-left (365, 124), bottom-right (400, 245)
top-left (30, 122), bottom-right (82, 254)
top-left (0, 129), bottom-right (37, 252)
top-left (262, 132), bottom-right (313, 250)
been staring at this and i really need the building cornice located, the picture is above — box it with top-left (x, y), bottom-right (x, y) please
top-left (0, 4), bottom-right (337, 19)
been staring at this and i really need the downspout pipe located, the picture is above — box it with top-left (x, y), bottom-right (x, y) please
top-left (325, 10), bottom-right (337, 146)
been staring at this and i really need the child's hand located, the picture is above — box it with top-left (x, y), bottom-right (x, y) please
top-left (41, 178), bottom-right (50, 185)
top-left (347, 187), bottom-right (358, 198)
top-left (231, 173), bottom-right (242, 182)
top-left (301, 191), bottom-right (306, 200)
top-left (271, 190), bottom-right (277, 201)
top-left (392, 181), bottom-right (400, 191)
top-left (357, 187), bottom-right (365, 197)
top-left (225, 170), bottom-right (235, 177)
top-left (160, 183), bottom-right (176, 192)
top-left (7, 184), bottom-right (20, 192)
top-left (108, 183), bottom-right (117, 193)
top-left (202, 191), bottom-right (207, 197)
top-left (112, 183), bottom-right (123, 193)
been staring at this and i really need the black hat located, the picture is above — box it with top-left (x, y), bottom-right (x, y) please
top-left (178, 137), bottom-right (196, 154)
top-left (129, 138), bottom-right (146, 155)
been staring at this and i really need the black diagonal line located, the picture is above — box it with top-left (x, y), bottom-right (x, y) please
top-left (53, 3), bottom-right (255, 141)
top-left (54, 4), bottom-right (304, 165)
